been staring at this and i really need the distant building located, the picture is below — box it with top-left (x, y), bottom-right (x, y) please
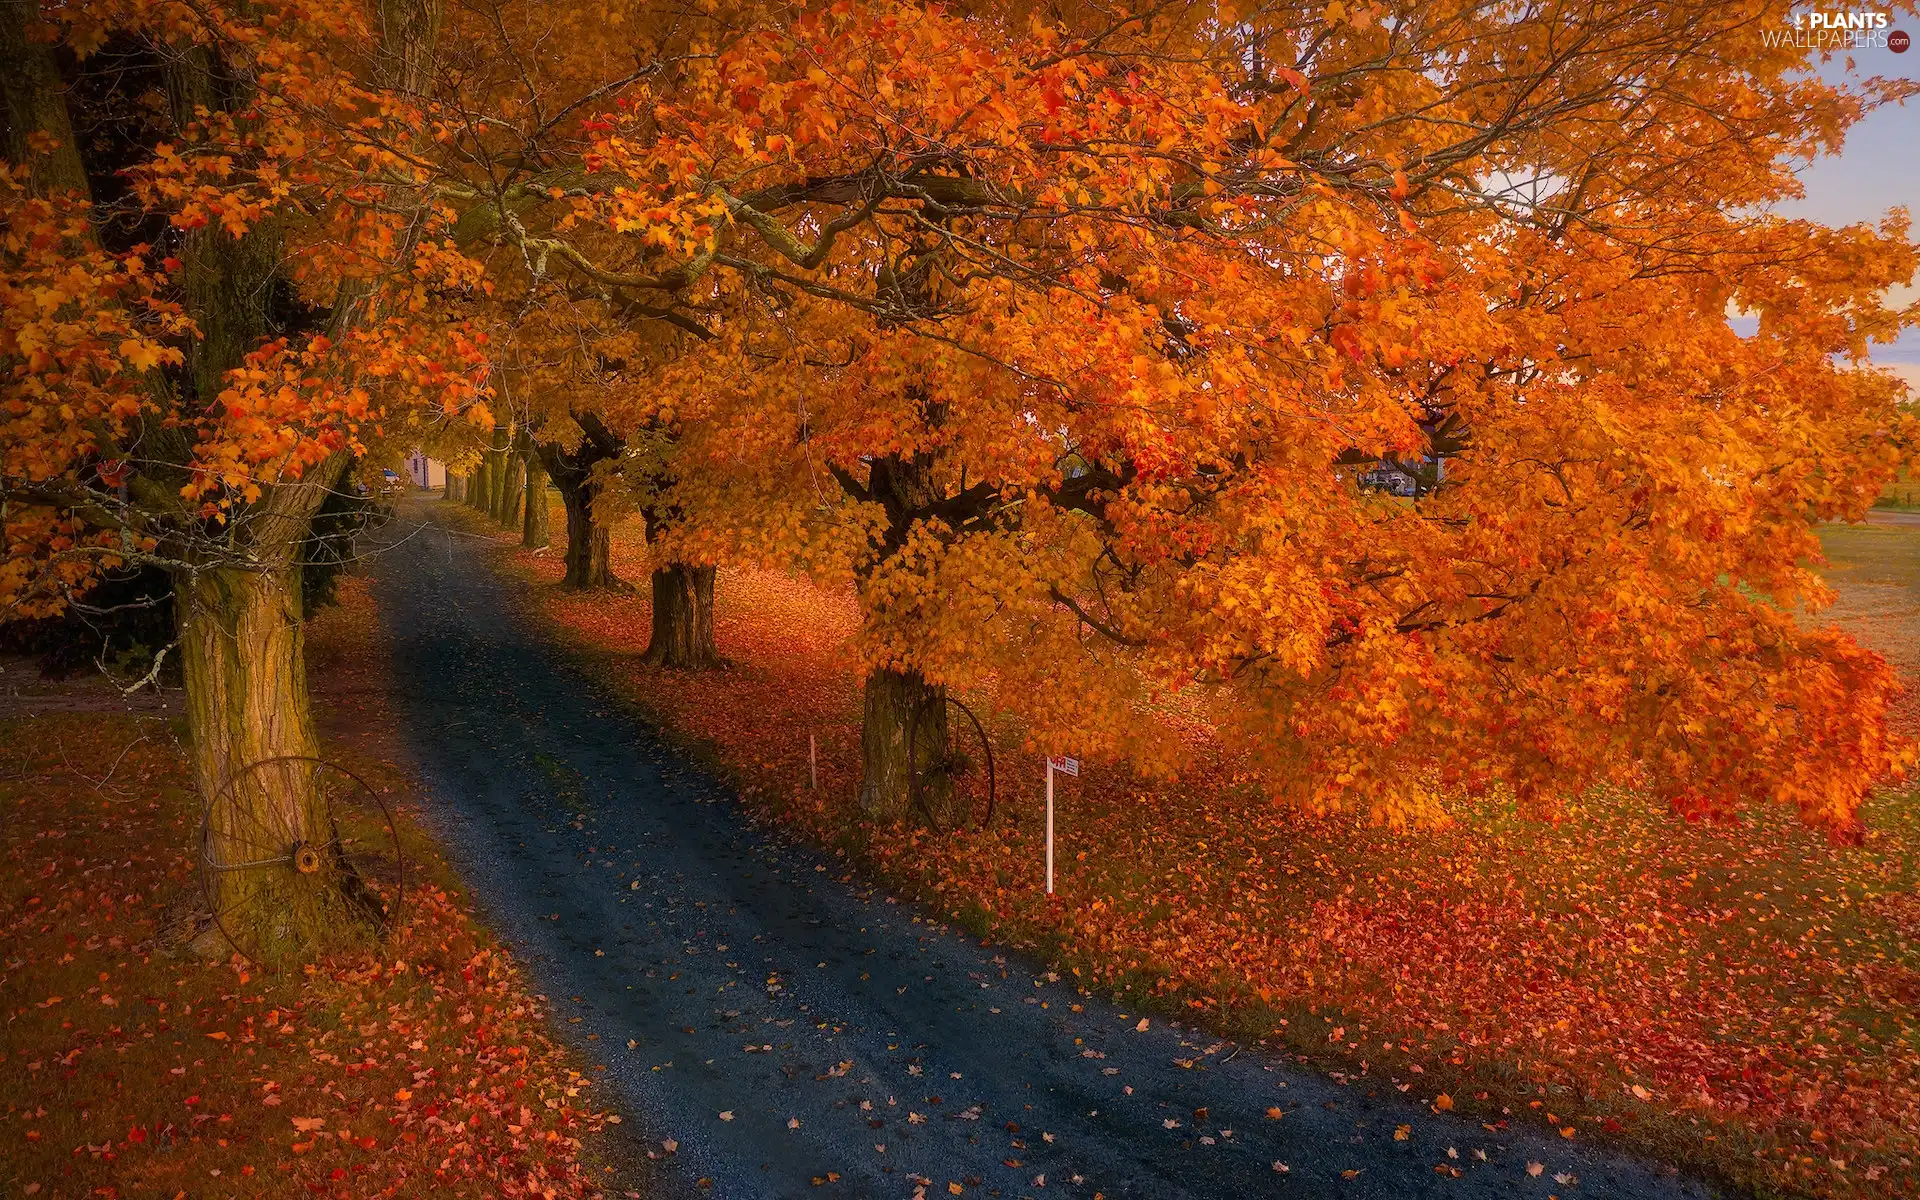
top-left (404, 452), bottom-right (445, 489)
top-left (1359, 462), bottom-right (1418, 496)
top-left (1358, 456), bottom-right (1444, 498)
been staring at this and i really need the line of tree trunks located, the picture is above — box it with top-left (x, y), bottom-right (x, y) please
top-left (444, 472), bottom-right (464, 502)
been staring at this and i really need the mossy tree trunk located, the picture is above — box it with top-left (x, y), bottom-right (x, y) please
top-left (521, 439), bottom-right (550, 548)
top-left (485, 430), bottom-right (509, 521)
top-left (498, 450), bottom-right (524, 529)
top-left (859, 666), bottom-right (948, 820)
top-left (7, 0), bottom-right (447, 964)
top-left (176, 563), bottom-right (353, 960)
top-left (467, 455), bottom-right (488, 511)
top-left (444, 472), bottom-right (463, 501)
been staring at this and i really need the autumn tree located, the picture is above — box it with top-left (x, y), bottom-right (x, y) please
top-left (443, 0), bottom-right (1918, 825)
top-left (1, 0), bottom-right (481, 958)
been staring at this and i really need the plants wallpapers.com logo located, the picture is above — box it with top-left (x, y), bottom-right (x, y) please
top-left (1762, 7), bottom-right (1909, 50)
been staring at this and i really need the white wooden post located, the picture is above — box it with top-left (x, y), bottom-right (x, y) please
top-left (1045, 759), bottom-right (1055, 895)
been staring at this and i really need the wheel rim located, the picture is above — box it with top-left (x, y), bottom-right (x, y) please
top-left (199, 756), bottom-right (405, 967)
top-left (908, 696), bottom-right (996, 832)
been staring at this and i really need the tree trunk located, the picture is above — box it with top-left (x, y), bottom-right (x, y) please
top-left (1, 0), bottom-right (91, 195)
top-left (5, 0), bottom-right (446, 966)
top-left (467, 456), bottom-right (488, 510)
top-left (444, 472), bottom-right (463, 502)
top-left (498, 452), bottom-right (524, 529)
top-left (859, 667), bottom-right (947, 820)
top-left (643, 563), bottom-right (720, 668)
top-left (522, 453), bottom-right (550, 548)
top-left (555, 474), bottom-right (616, 588)
top-left (175, 565), bottom-right (360, 961)
top-left (485, 427), bottom-right (511, 521)
top-left (845, 450), bottom-right (956, 821)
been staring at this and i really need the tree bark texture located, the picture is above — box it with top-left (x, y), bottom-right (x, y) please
top-left (555, 476), bottom-right (616, 588)
top-left (498, 451), bottom-right (524, 529)
top-left (486, 436), bottom-right (509, 521)
top-left (175, 565), bottom-right (360, 961)
top-left (0, 0), bottom-right (90, 194)
top-left (643, 563), bottom-right (720, 668)
top-left (859, 667), bottom-right (948, 820)
top-left (166, 43), bottom-right (285, 409)
top-left (538, 413), bottom-right (623, 589)
top-left (842, 451), bottom-right (957, 819)
top-left (444, 472), bottom-right (464, 502)
top-left (521, 450), bottom-right (550, 548)
top-left (177, 0), bottom-right (442, 956)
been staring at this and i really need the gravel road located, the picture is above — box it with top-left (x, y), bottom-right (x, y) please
top-left (365, 506), bottom-right (1734, 1200)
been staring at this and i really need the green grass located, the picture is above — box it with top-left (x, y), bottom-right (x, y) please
top-left (1818, 523), bottom-right (1920, 589)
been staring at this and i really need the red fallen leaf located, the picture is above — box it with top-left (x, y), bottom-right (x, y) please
top-left (126, 1126), bottom-right (147, 1144)
top-left (290, 1117), bottom-right (325, 1133)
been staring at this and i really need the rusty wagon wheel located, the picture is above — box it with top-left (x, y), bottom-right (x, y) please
top-left (199, 756), bottom-right (404, 968)
top-left (907, 696), bottom-right (996, 833)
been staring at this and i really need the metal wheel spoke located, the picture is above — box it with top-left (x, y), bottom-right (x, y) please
top-left (199, 755), bottom-right (408, 970)
top-left (206, 828), bottom-right (287, 860)
top-left (226, 790), bottom-right (290, 849)
top-left (206, 852), bottom-right (294, 872)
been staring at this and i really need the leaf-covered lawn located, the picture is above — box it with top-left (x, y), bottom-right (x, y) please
top-left (0, 578), bottom-right (618, 1199)
top-left (477, 502), bottom-right (1920, 1199)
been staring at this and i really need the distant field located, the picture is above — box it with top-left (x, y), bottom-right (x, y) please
top-left (1818, 522), bottom-right (1920, 736)
top-left (1875, 468), bottom-right (1920, 511)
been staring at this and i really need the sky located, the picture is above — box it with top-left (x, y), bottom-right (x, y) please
top-left (1769, 32), bottom-right (1920, 386)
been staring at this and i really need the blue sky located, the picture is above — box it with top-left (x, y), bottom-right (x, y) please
top-left (1773, 39), bottom-right (1919, 373)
